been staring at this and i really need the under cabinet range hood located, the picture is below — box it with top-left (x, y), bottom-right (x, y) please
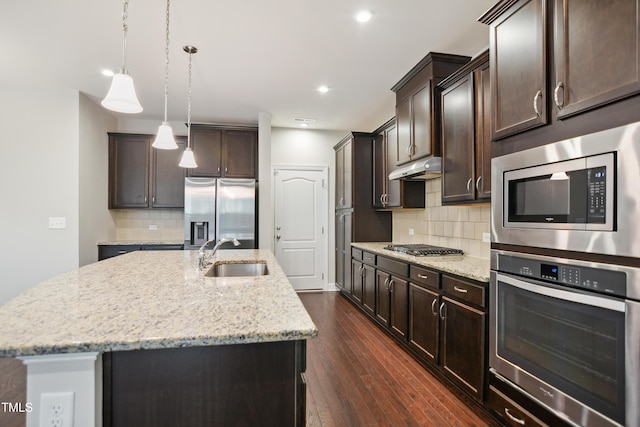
top-left (388, 157), bottom-right (442, 180)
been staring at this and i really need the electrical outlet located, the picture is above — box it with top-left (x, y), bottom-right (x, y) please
top-left (48, 217), bottom-right (66, 229)
top-left (148, 224), bottom-right (158, 231)
top-left (408, 228), bottom-right (415, 235)
top-left (482, 232), bottom-right (491, 243)
top-left (40, 391), bottom-right (74, 427)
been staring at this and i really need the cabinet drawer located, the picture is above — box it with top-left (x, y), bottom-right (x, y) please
top-left (442, 275), bottom-right (485, 308)
top-left (362, 251), bottom-right (376, 266)
top-left (487, 385), bottom-right (547, 427)
top-left (376, 256), bottom-right (408, 277)
top-left (409, 265), bottom-right (439, 289)
top-left (352, 248), bottom-right (363, 260)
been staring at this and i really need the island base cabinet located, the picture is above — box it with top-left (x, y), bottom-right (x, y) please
top-left (103, 340), bottom-right (307, 427)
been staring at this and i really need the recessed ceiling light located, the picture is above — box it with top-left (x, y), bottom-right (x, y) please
top-left (102, 69), bottom-right (115, 77)
top-left (293, 118), bottom-right (317, 127)
top-left (317, 85), bottom-right (330, 93)
top-left (355, 10), bottom-right (373, 23)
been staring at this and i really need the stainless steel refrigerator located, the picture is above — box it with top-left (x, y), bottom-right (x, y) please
top-left (184, 177), bottom-right (257, 250)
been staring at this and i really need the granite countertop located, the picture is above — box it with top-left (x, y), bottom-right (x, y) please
top-left (97, 240), bottom-right (184, 246)
top-left (0, 250), bottom-right (318, 357)
top-left (352, 242), bottom-right (490, 283)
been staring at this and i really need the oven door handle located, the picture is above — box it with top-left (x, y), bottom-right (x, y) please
top-left (495, 273), bottom-right (626, 312)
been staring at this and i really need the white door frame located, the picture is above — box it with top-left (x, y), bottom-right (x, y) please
top-left (272, 164), bottom-right (330, 291)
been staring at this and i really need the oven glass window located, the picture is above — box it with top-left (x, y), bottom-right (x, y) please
top-left (497, 281), bottom-right (625, 424)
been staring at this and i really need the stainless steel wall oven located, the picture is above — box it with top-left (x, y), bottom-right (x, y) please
top-left (490, 122), bottom-right (640, 427)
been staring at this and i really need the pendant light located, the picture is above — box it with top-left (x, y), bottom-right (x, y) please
top-left (152, 0), bottom-right (178, 149)
top-left (179, 46), bottom-right (198, 168)
top-left (102, 0), bottom-right (143, 114)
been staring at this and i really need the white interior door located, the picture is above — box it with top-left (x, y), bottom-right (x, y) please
top-left (274, 167), bottom-right (328, 291)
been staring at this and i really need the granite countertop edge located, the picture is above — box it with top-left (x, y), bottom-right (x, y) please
top-left (351, 242), bottom-right (490, 283)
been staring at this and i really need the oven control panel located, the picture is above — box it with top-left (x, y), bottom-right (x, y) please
top-left (497, 254), bottom-right (626, 297)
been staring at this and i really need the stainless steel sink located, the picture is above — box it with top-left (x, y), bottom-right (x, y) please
top-left (206, 262), bottom-right (269, 277)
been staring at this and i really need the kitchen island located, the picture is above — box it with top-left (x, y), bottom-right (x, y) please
top-left (0, 249), bottom-right (317, 427)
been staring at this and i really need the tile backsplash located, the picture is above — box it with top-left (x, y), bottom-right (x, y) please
top-left (112, 209), bottom-right (184, 241)
top-left (392, 178), bottom-right (491, 259)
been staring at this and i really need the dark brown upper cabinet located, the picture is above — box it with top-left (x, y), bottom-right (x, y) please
top-left (481, 0), bottom-right (640, 143)
top-left (188, 124), bottom-right (258, 179)
top-left (372, 118), bottom-right (425, 210)
top-left (391, 52), bottom-right (471, 166)
top-left (108, 133), bottom-right (186, 209)
top-left (439, 51), bottom-right (491, 204)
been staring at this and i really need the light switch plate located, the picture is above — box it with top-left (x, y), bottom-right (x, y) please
top-left (408, 228), bottom-right (415, 235)
top-left (148, 224), bottom-right (158, 231)
top-left (482, 232), bottom-right (491, 243)
top-left (48, 217), bottom-right (66, 229)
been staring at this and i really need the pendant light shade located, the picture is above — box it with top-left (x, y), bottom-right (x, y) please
top-left (153, 122), bottom-right (178, 149)
top-left (152, 0), bottom-right (178, 149)
top-left (102, 72), bottom-right (143, 113)
top-left (102, 0), bottom-right (143, 114)
top-left (180, 45), bottom-right (198, 169)
top-left (179, 147), bottom-right (197, 168)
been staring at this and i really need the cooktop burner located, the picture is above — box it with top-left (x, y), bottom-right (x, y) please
top-left (384, 244), bottom-right (464, 257)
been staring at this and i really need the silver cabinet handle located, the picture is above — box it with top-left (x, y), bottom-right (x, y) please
top-left (339, 214), bottom-right (344, 223)
top-left (466, 178), bottom-right (473, 193)
top-left (533, 90), bottom-right (542, 117)
top-left (454, 286), bottom-right (468, 294)
top-left (144, 196), bottom-right (147, 203)
top-left (476, 176), bottom-right (481, 192)
top-left (383, 277), bottom-right (390, 290)
top-left (339, 197), bottom-right (345, 207)
top-left (384, 194), bottom-right (388, 204)
top-left (417, 274), bottom-right (429, 279)
top-left (380, 194), bottom-right (384, 205)
top-left (361, 266), bottom-right (366, 277)
top-left (554, 81), bottom-right (564, 109)
top-left (405, 145), bottom-right (411, 156)
top-left (504, 408), bottom-right (525, 425)
top-left (439, 302), bottom-right (446, 320)
top-left (389, 279), bottom-right (395, 293)
top-left (410, 144), bottom-right (416, 156)
top-left (431, 299), bottom-right (438, 316)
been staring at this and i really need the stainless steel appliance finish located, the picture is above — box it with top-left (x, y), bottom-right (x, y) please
top-left (384, 244), bottom-right (463, 256)
top-left (388, 156), bottom-right (442, 180)
top-left (184, 178), bottom-right (256, 250)
top-left (490, 250), bottom-right (640, 427)
top-left (491, 121), bottom-right (640, 258)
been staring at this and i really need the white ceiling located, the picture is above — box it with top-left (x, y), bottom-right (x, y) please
top-left (1, 0), bottom-right (496, 132)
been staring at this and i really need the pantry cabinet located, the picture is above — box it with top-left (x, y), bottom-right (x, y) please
top-left (108, 133), bottom-right (186, 209)
top-left (188, 124), bottom-right (257, 179)
top-left (439, 50), bottom-right (491, 204)
top-left (480, 0), bottom-right (640, 146)
top-left (391, 52), bottom-right (470, 166)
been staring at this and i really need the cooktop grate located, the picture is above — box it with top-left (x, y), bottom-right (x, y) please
top-left (384, 244), bottom-right (464, 257)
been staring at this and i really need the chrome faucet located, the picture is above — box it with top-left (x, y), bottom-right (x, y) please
top-left (197, 237), bottom-right (241, 270)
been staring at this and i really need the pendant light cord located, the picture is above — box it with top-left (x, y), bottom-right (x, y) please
top-left (187, 49), bottom-right (193, 148)
top-left (121, 0), bottom-right (129, 72)
top-left (163, 0), bottom-right (171, 122)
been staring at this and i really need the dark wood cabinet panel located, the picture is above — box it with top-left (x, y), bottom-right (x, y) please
top-left (389, 276), bottom-right (408, 340)
top-left (99, 244), bottom-right (184, 261)
top-left (440, 295), bottom-right (486, 401)
top-left (109, 133), bottom-right (185, 209)
top-left (351, 259), bottom-right (363, 304)
top-left (440, 50), bottom-right (491, 204)
top-left (335, 142), bottom-right (353, 209)
top-left (335, 211), bottom-right (352, 293)
top-left (188, 125), bottom-right (257, 179)
top-left (408, 283), bottom-right (439, 365)
top-left (553, 0), bottom-right (640, 119)
top-left (375, 270), bottom-right (391, 326)
top-left (362, 264), bottom-right (376, 317)
top-left (109, 134), bottom-right (150, 208)
top-left (395, 98), bottom-right (412, 165)
top-left (412, 82), bottom-right (432, 160)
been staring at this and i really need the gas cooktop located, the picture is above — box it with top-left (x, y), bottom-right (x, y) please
top-left (384, 244), bottom-right (464, 257)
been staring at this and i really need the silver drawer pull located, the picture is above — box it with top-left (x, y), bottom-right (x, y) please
top-left (417, 274), bottom-right (429, 279)
top-left (504, 408), bottom-right (525, 425)
top-left (453, 286), bottom-right (468, 294)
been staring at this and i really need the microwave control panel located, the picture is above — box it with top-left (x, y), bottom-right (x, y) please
top-left (587, 166), bottom-right (607, 223)
top-left (497, 254), bottom-right (626, 297)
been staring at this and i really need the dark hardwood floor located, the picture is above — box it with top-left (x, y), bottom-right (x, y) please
top-left (0, 291), bottom-right (500, 427)
top-left (300, 291), bottom-right (499, 427)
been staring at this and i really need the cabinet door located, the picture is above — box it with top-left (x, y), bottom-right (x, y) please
top-left (335, 147), bottom-right (345, 208)
top-left (411, 83), bottom-right (432, 159)
top-left (441, 74), bottom-right (475, 203)
top-left (362, 264), bottom-right (376, 316)
top-left (335, 212), bottom-right (346, 292)
top-left (475, 61), bottom-right (492, 200)
top-left (373, 134), bottom-right (385, 208)
top-left (151, 138), bottom-right (186, 208)
top-left (189, 127), bottom-right (222, 177)
top-left (343, 211), bottom-right (352, 294)
top-left (408, 283), bottom-right (439, 365)
top-left (342, 141), bottom-right (353, 209)
top-left (109, 134), bottom-right (150, 208)
top-left (389, 276), bottom-right (408, 340)
top-left (351, 259), bottom-right (363, 304)
top-left (223, 130), bottom-right (257, 178)
top-left (375, 270), bottom-right (391, 326)
top-left (396, 98), bottom-right (412, 165)
top-left (553, 0), bottom-right (640, 119)
top-left (384, 124), bottom-right (401, 207)
top-left (439, 296), bottom-right (486, 401)
top-left (490, 0), bottom-right (548, 139)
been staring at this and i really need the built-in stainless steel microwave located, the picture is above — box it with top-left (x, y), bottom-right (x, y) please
top-left (492, 121), bottom-right (640, 258)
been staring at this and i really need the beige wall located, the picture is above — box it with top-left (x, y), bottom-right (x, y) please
top-left (392, 178), bottom-right (491, 259)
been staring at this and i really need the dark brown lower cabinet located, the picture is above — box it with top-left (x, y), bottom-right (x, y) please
top-left (408, 283), bottom-right (439, 365)
top-left (103, 340), bottom-right (306, 427)
top-left (389, 276), bottom-right (408, 340)
top-left (362, 264), bottom-right (376, 317)
top-left (351, 259), bottom-right (364, 304)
